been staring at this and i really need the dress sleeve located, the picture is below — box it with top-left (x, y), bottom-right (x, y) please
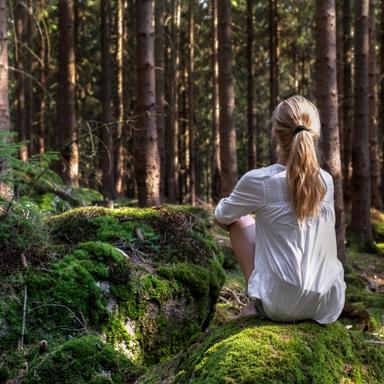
top-left (214, 169), bottom-right (266, 225)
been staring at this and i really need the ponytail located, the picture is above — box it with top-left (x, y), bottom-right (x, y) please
top-left (272, 95), bottom-right (326, 223)
top-left (286, 130), bottom-right (326, 223)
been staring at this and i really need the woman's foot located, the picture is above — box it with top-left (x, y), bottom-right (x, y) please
top-left (234, 299), bottom-right (259, 320)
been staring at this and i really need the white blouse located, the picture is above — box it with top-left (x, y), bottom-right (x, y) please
top-left (214, 163), bottom-right (346, 324)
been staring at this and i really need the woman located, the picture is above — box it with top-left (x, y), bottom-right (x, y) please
top-left (214, 95), bottom-right (346, 324)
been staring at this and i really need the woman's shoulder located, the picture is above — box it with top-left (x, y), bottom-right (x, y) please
top-left (244, 164), bottom-right (285, 180)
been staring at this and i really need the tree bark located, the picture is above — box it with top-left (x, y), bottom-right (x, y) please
top-left (38, 0), bottom-right (46, 154)
top-left (247, 0), bottom-right (256, 170)
top-left (218, 0), bottom-right (237, 197)
top-left (155, 0), bottom-right (166, 203)
top-left (0, 0), bottom-right (12, 199)
top-left (58, 0), bottom-right (79, 187)
top-left (315, 0), bottom-right (346, 264)
top-left (380, 0), bottom-right (384, 208)
top-left (188, 0), bottom-right (196, 205)
top-left (269, 0), bottom-right (279, 163)
top-left (369, 0), bottom-right (382, 209)
top-left (115, 0), bottom-right (125, 196)
top-left (211, 0), bottom-right (221, 203)
top-left (351, 0), bottom-right (374, 248)
top-left (166, 0), bottom-right (181, 203)
top-left (134, 0), bottom-right (160, 207)
top-left (14, 0), bottom-right (28, 161)
top-left (100, 0), bottom-right (115, 199)
top-left (342, 0), bottom-right (353, 218)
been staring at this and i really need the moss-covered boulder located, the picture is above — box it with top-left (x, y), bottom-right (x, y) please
top-left (0, 205), bottom-right (226, 381)
top-left (136, 317), bottom-right (384, 384)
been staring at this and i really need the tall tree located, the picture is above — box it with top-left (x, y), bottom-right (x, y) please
top-left (341, 0), bottom-right (353, 215)
top-left (218, 0), bottom-right (237, 196)
top-left (0, 0), bottom-right (12, 199)
top-left (14, 0), bottom-right (28, 161)
top-left (134, 0), bottom-right (160, 207)
top-left (315, 0), bottom-right (346, 263)
top-left (269, 0), bottom-right (279, 162)
top-left (100, 0), bottom-right (115, 199)
top-left (155, 0), bottom-right (166, 203)
top-left (380, 0), bottom-right (384, 208)
top-left (188, 0), bottom-right (196, 205)
top-left (369, 0), bottom-right (382, 209)
top-left (247, 0), bottom-right (256, 170)
top-left (38, 0), bottom-right (46, 154)
top-left (166, 0), bottom-right (181, 203)
top-left (58, 0), bottom-right (79, 187)
top-left (351, 0), bottom-right (374, 248)
top-left (211, 0), bottom-right (221, 203)
top-left (115, 0), bottom-right (125, 196)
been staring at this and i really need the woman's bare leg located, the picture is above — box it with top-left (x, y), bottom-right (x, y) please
top-left (229, 214), bottom-right (256, 284)
top-left (229, 215), bottom-right (258, 319)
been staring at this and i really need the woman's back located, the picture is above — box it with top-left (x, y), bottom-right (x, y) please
top-left (214, 163), bottom-right (346, 324)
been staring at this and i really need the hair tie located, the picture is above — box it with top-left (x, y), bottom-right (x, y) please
top-left (294, 125), bottom-right (309, 134)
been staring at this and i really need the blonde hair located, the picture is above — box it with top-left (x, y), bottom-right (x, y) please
top-left (272, 95), bottom-right (326, 223)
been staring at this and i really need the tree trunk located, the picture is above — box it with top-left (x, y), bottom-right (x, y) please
top-left (269, 0), bottom-right (279, 163)
top-left (58, 0), bottom-right (79, 187)
top-left (115, 0), bottom-right (125, 196)
top-left (188, 0), bottom-right (196, 205)
top-left (218, 0), bottom-right (237, 197)
top-left (342, 0), bottom-right (353, 218)
top-left (351, 0), bottom-right (374, 248)
top-left (38, 0), bottom-right (46, 154)
top-left (211, 0), bottom-right (221, 203)
top-left (315, 0), bottom-right (346, 264)
top-left (0, 0), bottom-right (12, 199)
top-left (25, 0), bottom-right (34, 156)
top-left (247, 0), bottom-right (256, 170)
top-left (100, 0), bottom-right (115, 199)
top-left (155, 0), bottom-right (166, 203)
top-left (380, 0), bottom-right (384, 208)
top-left (166, 0), bottom-right (181, 203)
top-left (14, 0), bottom-right (28, 161)
top-left (134, 0), bottom-right (160, 207)
top-left (369, 0), bottom-right (382, 209)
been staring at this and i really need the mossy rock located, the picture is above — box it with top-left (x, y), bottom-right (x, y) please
top-left (1, 205), bottom-right (226, 380)
top-left (135, 318), bottom-right (384, 384)
top-left (24, 335), bottom-right (143, 384)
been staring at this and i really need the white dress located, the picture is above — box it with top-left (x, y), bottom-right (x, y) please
top-left (214, 163), bottom-right (346, 324)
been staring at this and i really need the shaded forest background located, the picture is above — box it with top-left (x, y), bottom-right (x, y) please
top-left (0, 0), bottom-right (383, 263)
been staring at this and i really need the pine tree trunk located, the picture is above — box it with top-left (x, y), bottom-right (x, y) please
top-left (269, 0), bottom-right (278, 163)
top-left (115, 0), bottom-right (125, 196)
top-left (134, 0), bottom-right (160, 207)
top-left (155, 0), bottom-right (166, 203)
top-left (188, 0), bottom-right (196, 205)
top-left (211, 0), bottom-right (221, 203)
top-left (14, 0), bottom-right (28, 161)
top-left (25, 0), bottom-right (34, 156)
top-left (351, 0), bottom-right (374, 248)
top-left (58, 0), bottom-right (79, 187)
top-left (218, 0), bottom-right (237, 197)
top-left (315, 0), bottom-right (346, 264)
top-left (38, 0), bottom-right (46, 154)
top-left (166, 0), bottom-right (181, 203)
top-left (247, 0), bottom-right (256, 170)
top-left (100, 0), bottom-right (115, 199)
top-left (0, 0), bottom-right (12, 199)
top-left (380, 0), bottom-right (384, 208)
top-left (369, 0), bottom-right (382, 209)
top-left (342, 0), bottom-right (353, 218)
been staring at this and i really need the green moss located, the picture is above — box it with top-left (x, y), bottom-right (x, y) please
top-left (24, 335), bottom-right (143, 384)
top-left (137, 319), bottom-right (384, 384)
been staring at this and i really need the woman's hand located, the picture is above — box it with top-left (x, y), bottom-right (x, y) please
top-left (213, 217), bottom-right (232, 232)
